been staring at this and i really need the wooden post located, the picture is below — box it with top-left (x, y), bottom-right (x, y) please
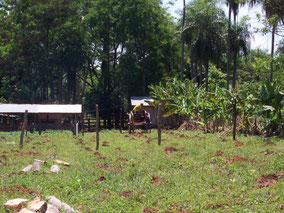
top-left (20, 110), bottom-right (28, 149)
top-left (157, 104), bottom-right (161, 146)
top-left (81, 111), bottom-right (85, 136)
top-left (96, 104), bottom-right (99, 150)
top-left (120, 108), bottom-right (123, 133)
top-left (88, 117), bottom-right (90, 131)
top-left (38, 114), bottom-right (42, 135)
top-left (233, 98), bottom-right (237, 140)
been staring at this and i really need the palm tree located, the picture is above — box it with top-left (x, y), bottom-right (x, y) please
top-left (181, 0), bottom-right (186, 82)
top-left (230, 19), bottom-right (251, 89)
top-left (226, 0), bottom-right (232, 90)
top-left (183, 0), bottom-right (226, 91)
top-left (247, 0), bottom-right (284, 82)
top-left (225, 0), bottom-right (246, 89)
top-left (276, 38), bottom-right (284, 55)
top-left (262, 0), bottom-right (283, 82)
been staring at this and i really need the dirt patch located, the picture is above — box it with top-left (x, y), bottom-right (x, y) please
top-left (169, 204), bottom-right (190, 213)
top-left (142, 138), bottom-right (153, 145)
top-left (136, 133), bottom-right (145, 138)
top-left (211, 150), bottom-right (224, 157)
top-left (94, 152), bottom-right (100, 156)
top-left (256, 172), bottom-right (284, 188)
top-left (111, 164), bottom-right (124, 171)
top-left (97, 176), bottom-right (106, 181)
top-left (194, 135), bottom-right (205, 140)
top-left (85, 147), bottom-right (92, 152)
top-left (115, 147), bottom-right (121, 151)
top-left (234, 140), bottom-right (244, 147)
top-left (166, 132), bottom-right (174, 135)
top-left (0, 185), bottom-right (36, 195)
top-left (16, 151), bottom-right (39, 157)
top-left (279, 202), bottom-right (284, 210)
top-left (226, 155), bottom-right (259, 164)
top-left (143, 207), bottom-right (159, 213)
top-left (117, 157), bottom-right (129, 162)
top-left (0, 172), bottom-right (20, 178)
top-left (0, 155), bottom-right (7, 160)
top-left (226, 156), bottom-right (249, 164)
top-left (0, 136), bottom-right (7, 141)
top-left (179, 134), bottom-right (190, 139)
top-left (102, 141), bottom-right (110, 146)
top-left (164, 147), bottom-right (178, 154)
top-left (120, 191), bottom-right (132, 197)
top-left (152, 176), bottom-right (161, 184)
top-left (204, 203), bottom-right (230, 210)
top-left (94, 163), bottom-right (108, 169)
top-left (264, 140), bottom-right (276, 146)
top-left (261, 149), bottom-right (274, 155)
top-left (124, 135), bottom-right (129, 137)
top-left (97, 156), bottom-right (106, 160)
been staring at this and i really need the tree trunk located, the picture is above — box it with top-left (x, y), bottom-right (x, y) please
top-left (49, 69), bottom-right (55, 101)
top-left (191, 59), bottom-right (194, 81)
top-left (67, 66), bottom-right (72, 104)
top-left (226, 1), bottom-right (232, 90)
top-left (205, 59), bottom-right (209, 91)
top-left (141, 53), bottom-right (146, 96)
top-left (270, 25), bottom-right (275, 82)
top-left (187, 64), bottom-right (191, 80)
top-left (194, 59), bottom-right (198, 84)
top-left (232, 51), bottom-right (237, 89)
top-left (180, 0), bottom-right (185, 82)
top-left (58, 68), bottom-right (63, 103)
top-left (72, 68), bottom-right (76, 104)
top-left (199, 61), bottom-right (202, 86)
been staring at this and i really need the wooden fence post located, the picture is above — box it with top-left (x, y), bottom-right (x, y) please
top-left (81, 110), bottom-right (84, 136)
top-left (233, 98), bottom-right (237, 140)
top-left (96, 104), bottom-right (100, 150)
top-left (20, 110), bottom-right (28, 149)
top-left (157, 104), bottom-right (161, 146)
top-left (120, 108), bottom-right (123, 133)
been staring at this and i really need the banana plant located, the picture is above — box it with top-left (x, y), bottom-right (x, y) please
top-left (257, 81), bottom-right (284, 135)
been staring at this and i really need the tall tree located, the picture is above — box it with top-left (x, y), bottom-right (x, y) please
top-left (231, 19), bottom-right (251, 89)
top-left (181, 0), bottom-right (186, 82)
top-left (183, 0), bottom-right (226, 91)
top-left (247, 0), bottom-right (284, 82)
top-left (0, 0), bottom-right (86, 103)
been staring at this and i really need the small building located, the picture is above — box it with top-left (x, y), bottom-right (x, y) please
top-left (0, 104), bottom-right (82, 132)
top-left (130, 97), bottom-right (157, 126)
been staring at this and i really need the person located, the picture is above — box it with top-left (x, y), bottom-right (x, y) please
top-left (133, 103), bottom-right (143, 114)
top-left (145, 112), bottom-right (151, 133)
top-left (132, 103), bottom-right (144, 122)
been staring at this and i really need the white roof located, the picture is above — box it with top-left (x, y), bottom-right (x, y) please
top-left (130, 97), bottom-right (154, 106)
top-left (0, 104), bottom-right (82, 114)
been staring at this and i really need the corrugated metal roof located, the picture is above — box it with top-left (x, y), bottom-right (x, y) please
top-left (130, 97), bottom-right (154, 106)
top-left (0, 104), bottom-right (82, 114)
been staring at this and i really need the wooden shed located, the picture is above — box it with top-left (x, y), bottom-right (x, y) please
top-left (130, 97), bottom-right (157, 127)
top-left (0, 104), bottom-right (82, 132)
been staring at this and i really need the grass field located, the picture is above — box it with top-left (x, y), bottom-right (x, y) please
top-left (0, 130), bottom-right (283, 212)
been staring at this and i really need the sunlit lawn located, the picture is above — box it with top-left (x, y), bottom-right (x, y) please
top-left (0, 130), bottom-right (283, 212)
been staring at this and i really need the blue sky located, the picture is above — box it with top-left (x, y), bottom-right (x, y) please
top-left (163, 0), bottom-right (281, 52)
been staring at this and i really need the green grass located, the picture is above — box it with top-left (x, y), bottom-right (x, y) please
top-left (0, 130), bottom-right (283, 212)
